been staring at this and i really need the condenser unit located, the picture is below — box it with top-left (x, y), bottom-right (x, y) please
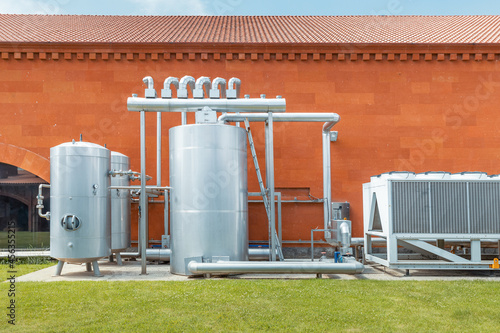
top-left (363, 172), bottom-right (500, 270)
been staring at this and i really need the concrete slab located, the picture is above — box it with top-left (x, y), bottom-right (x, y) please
top-left (14, 259), bottom-right (500, 282)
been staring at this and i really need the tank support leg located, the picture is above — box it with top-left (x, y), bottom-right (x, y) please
top-left (92, 261), bottom-right (103, 277)
top-left (86, 262), bottom-right (92, 272)
top-left (54, 260), bottom-right (64, 276)
top-left (109, 254), bottom-right (114, 263)
top-left (115, 253), bottom-right (123, 266)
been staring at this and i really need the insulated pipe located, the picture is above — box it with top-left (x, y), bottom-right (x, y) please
top-left (121, 249), bottom-right (171, 261)
top-left (227, 77), bottom-right (241, 99)
top-left (139, 111), bottom-right (148, 275)
top-left (161, 77), bottom-right (179, 99)
top-left (210, 77), bottom-right (227, 99)
top-left (188, 260), bottom-right (364, 275)
top-left (178, 76), bottom-right (195, 124)
top-left (127, 97), bottom-right (286, 113)
top-left (322, 119), bottom-right (340, 234)
top-left (164, 189), bottom-right (169, 243)
top-left (118, 248), bottom-right (273, 261)
top-left (218, 112), bottom-right (339, 123)
top-left (157, 111), bottom-right (161, 187)
top-left (142, 76), bottom-right (156, 98)
top-left (194, 76), bottom-right (211, 98)
top-left (219, 112), bottom-right (341, 240)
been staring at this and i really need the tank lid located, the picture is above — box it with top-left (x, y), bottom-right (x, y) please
top-left (111, 151), bottom-right (130, 166)
top-left (111, 151), bottom-right (128, 158)
top-left (50, 141), bottom-right (109, 157)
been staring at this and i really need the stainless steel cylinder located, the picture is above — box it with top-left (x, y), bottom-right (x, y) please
top-left (49, 141), bottom-right (111, 263)
top-left (169, 124), bottom-right (248, 275)
top-left (110, 152), bottom-right (131, 252)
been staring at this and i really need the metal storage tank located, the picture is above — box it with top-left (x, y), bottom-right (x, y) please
top-left (50, 141), bottom-right (111, 265)
top-left (169, 124), bottom-right (248, 275)
top-left (110, 152), bottom-right (131, 258)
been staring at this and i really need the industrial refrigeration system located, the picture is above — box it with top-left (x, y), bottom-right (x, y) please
top-left (364, 171), bottom-right (500, 271)
top-left (38, 75), bottom-right (363, 277)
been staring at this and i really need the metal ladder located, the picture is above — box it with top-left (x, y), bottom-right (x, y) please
top-left (244, 118), bottom-right (284, 261)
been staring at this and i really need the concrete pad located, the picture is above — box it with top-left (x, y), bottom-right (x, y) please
top-left (14, 259), bottom-right (500, 282)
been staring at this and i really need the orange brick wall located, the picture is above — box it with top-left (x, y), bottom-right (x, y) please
top-left (1, 47), bottom-right (499, 243)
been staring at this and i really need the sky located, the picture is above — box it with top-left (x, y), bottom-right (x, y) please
top-left (0, 0), bottom-right (498, 16)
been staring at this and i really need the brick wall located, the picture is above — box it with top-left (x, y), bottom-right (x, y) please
top-left (1, 48), bottom-right (499, 242)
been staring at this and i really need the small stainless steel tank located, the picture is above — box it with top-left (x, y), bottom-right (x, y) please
top-left (50, 141), bottom-right (111, 264)
top-left (169, 124), bottom-right (248, 275)
top-left (110, 152), bottom-right (131, 253)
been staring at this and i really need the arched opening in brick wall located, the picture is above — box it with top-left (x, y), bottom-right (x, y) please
top-left (0, 143), bottom-right (50, 183)
top-left (0, 158), bottom-right (50, 250)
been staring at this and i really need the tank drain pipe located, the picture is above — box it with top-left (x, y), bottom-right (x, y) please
top-left (178, 76), bottom-right (195, 124)
top-left (322, 119), bottom-right (340, 235)
top-left (188, 260), bottom-right (364, 275)
top-left (36, 184), bottom-right (51, 220)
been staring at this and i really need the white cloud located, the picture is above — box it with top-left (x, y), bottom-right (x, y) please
top-left (0, 0), bottom-right (67, 14)
top-left (127, 0), bottom-right (211, 15)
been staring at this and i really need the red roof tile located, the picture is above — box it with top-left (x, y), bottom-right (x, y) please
top-left (0, 15), bottom-right (498, 44)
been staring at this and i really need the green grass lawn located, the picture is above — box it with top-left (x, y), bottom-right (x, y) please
top-left (1, 277), bottom-right (499, 332)
top-left (0, 231), bottom-right (50, 249)
top-left (2, 262), bottom-right (56, 279)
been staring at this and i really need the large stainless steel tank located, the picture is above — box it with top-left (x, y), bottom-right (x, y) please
top-left (50, 141), bottom-right (111, 263)
top-left (110, 152), bottom-right (131, 252)
top-left (169, 124), bottom-right (248, 275)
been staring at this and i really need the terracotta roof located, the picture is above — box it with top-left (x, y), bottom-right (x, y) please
top-left (0, 15), bottom-right (499, 44)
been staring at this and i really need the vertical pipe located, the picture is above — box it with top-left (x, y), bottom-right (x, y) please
top-left (266, 112), bottom-right (276, 261)
top-left (140, 111), bottom-right (148, 275)
top-left (157, 112), bottom-right (162, 187)
top-left (164, 189), bottom-right (169, 239)
top-left (322, 130), bottom-right (331, 232)
top-left (277, 192), bottom-right (282, 247)
top-left (181, 112), bottom-right (187, 125)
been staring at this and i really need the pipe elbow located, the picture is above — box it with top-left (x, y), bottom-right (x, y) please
top-left (179, 75), bottom-right (195, 90)
top-left (142, 76), bottom-right (157, 98)
top-left (142, 76), bottom-right (154, 89)
top-left (162, 77), bottom-right (179, 99)
top-left (163, 77), bottom-right (179, 90)
top-left (178, 75), bottom-right (195, 98)
top-left (217, 113), bottom-right (228, 124)
top-left (210, 77), bottom-right (227, 99)
top-left (322, 115), bottom-right (341, 133)
top-left (194, 76), bottom-right (211, 98)
top-left (227, 77), bottom-right (241, 99)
